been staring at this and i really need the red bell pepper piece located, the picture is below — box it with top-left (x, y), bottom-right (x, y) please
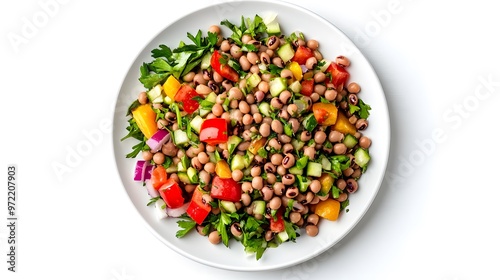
top-left (291, 45), bottom-right (314, 65)
top-left (300, 79), bottom-right (314, 96)
top-left (158, 178), bottom-right (185, 209)
top-left (210, 51), bottom-right (239, 82)
top-left (174, 85), bottom-right (200, 114)
top-left (186, 187), bottom-right (212, 224)
top-left (199, 118), bottom-right (228, 145)
top-left (270, 208), bottom-right (285, 233)
top-left (151, 165), bottom-right (168, 190)
top-left (210, 176), bottom-right (242, 202)
top-left (325, 63), bottom-right (350, 90)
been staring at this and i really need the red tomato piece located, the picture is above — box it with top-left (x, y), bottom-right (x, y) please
top-left (186, 187), bottom-right (211, 225)
top-left (151, 165), bottom-right (168, 190)
top-left (270, 208), bottom-right (285, 233)
top-left (325, 63), bottom-right (350, 90)
top-left (300, 79), bottom-right (314, 96)
top-left (174, 85), bottom-right (200, 114)
top-left (210, 51), bottom-right (239, 82)
top-left (199, 118), bottom-right (228, 145)
top-left (158, 178), bottom-right (185, 209)
top-left (210, 176), bottom-right (242, 202)
top-left (291, 45), bottom-right (314, 65)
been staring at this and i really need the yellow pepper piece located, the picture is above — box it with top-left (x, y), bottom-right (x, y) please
top-left (288, 61), bottom-right (303, 81)
top-left (312, 102), bottom-right (338, 126)
top-left (314, 198), bottom-right (341, 221)
top-left (132, 104), bottom-right (158, 139)
top-left (318, 173), bottom-right (334, 194)
top-left (248, 137), bottom-right (267, 155)
top-left (163, 75), bottom-right (181, 100)
top-left (215, 160), bottom-right (232, 179)
top-left (333, 111), bottom-right (357, 135)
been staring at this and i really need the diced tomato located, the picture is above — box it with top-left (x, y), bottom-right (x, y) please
top-left (210, 176), bottom-right (242, 202)
top-left (151, 165), bottom-right (168, 190)
top-left (174, 85), bottom-right (200, 114)
top-left (186, 187), bottom-right (211, 224)
top-left (325, 63), bottom-right (350, 90)
top-left (210, 51), bottom-right (239, 82)
top-left (158, 178), bottom-right (185, 209)
top-left (300, 79), bottom-right (314, 96)
top-left (199, 118), bottom-right (228, 145)
top-left (270, 208), bottom-right (285, 232)
top-left (291, 45), bottom-right (314, 65)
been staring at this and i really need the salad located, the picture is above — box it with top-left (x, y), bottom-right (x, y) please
top-left (121, 14), bottom-right (372, 260)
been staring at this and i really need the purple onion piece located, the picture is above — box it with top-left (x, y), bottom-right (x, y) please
top-left (146, 129), bottom-right (170, 153)
top-left (134, 160), bottom-right (149, 181)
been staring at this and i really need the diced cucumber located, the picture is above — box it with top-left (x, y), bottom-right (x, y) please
top-left (227, 135), bottom-right (243, 156)
top-left (277, 43), bottom-right (295, 63)
top-left (207, 152), bottom-right (217, 164)
top-left (294, 97), bottom-right (310, 115)
top-left (181, 155), bottom-right (190, 170)
top-left (165, 165), bottom-right (178, 173)
top-left (163, 95), bottom-right (174, 105)
top-left (205, 91), bottom-right (217, 103)
top-left (177, 172), bottom-right (190, 184)
top-left (199, 108), bottom-right (210, 117)
top-left (173, 130), bottom-right (189, 146)
top-left (288, 80), bottom-right (302, 93)
top-left (147, 84), bottom-right (163, 103)
top-left (354, 148), bottom-right (371, 168)
top-left (187, 167), bottom-right (199, 183)
top-left (190, 115), bottom-right (204, 134)
top-left (231, 154), bottom-right (246, 171)
top-left (200, 52), bottom-right (212, 69)
top-left (320, 155), bottom-right (332, 171)
top-left (288, 166), bottom-right (303, 175)
top-left (318, 59), bottom-right (331, 72)
top-left (177, 162), bottom-right (186, 173)
top-left (269, 77), bottom-right (287, 97)
top-left (297, 174), bottom-right (311, 193)
top-left (259, 102), bottom-right (271, 117)
top-left (343, 134), bottom-right (358, 149)
top-left (306, 162), bottom-right (323, 177)
top-left (291, 139), bottom-right (305, 151)
top-left (266, 21), bottom-right (281, 35)
top-left (276, 230), bottom-right (289, 243)
top-left (244, 152), bottom-right (254, 168)
top-left (220, 200), bottom-right (237, 213)
top-left (252, 200), bottom-right (266, 215)
top-left (247, 72), bottom-right (262, 89)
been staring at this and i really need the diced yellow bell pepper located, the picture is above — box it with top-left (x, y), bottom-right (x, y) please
top-left (215, 160), bottom-right (232, 179)
top-left (332, 111), bottom-right (357, 135)
top-left (312, 102), bottom-right (338, 126)
top-left (288, 61), bottom-right (303, 81)
top-left (163, 75), bottom-right (181, 100)
top-left (314, 198), bottom-right (341, 221)
top-left (318, 173), bottom-right (334, 194)
top-left (132, 104), bottom-right (158, 139)
top-left (248, 137), bottom-right (267, 155)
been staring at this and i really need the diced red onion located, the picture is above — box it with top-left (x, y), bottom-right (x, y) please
top-left (300, 65), bottom-right (309, 74)
top-left (145, 180), bottom-right (159, 198)
top-left (134, 160), bottom-right (150, 181)
top-left (166, 202), bottom-right (189, 217)
top-left (146, 129), bottom-right (170, 153)
top-left (144, 165), bottom-right (154, 180)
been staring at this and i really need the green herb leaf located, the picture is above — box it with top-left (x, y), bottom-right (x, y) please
top-left (358, 99), bottom-right (371, 119)
top-left (176, 217), bottom-right (197, 238)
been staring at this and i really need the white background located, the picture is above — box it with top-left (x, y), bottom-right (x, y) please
top-left (1, 0), bottom-right (499, 279)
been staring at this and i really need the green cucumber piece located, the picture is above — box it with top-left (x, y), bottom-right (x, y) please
top-left (177, 172), bottom-right (190, 184)
top-left (259, 102), bottom-right (271, 117)
top-left (205, 91), bottom-right (217, 103)
top-left (343, 134), bottom-right (358, 149)
top-left (288, 80), bottom-right (302, 93)
top-left (200, 52), bottom-right (212, 69)
top-left (291, 139), bottom-right (305, 152)
top-left (220, 200), bottom-right (237, 213)
top-left (354, 148), bottom-right (371, 168)
top-left (227, 135), bottom-right (243, 156)
top-left (147, 84), bottom-right (163, 103)
top-left (247, 72), bottom-right (262, 89)
top-left (288, 166), bottom-right (304, 175)
top-left (276, 230), bottom-right (289, 243)
top-left (189, 115), bottom-right (204, 134)
top-left (252, 200), bottom-right (266, 215)
top-left (320, 155), bottom-right (332, 171)
top-left (269, 77), bottom-right (287, 97)
top-left (231, 154), bottom-right (246, 171)
top-left (173, 130), bottom-right (189, 146)
top-left (306, 162), bottom-right (323, 177)
top-left (277, 42), bottom-right (295, 63)
top-left (187, 167), bottom-right (199, 183)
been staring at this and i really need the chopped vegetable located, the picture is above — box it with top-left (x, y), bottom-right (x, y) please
top-left (146, 129), bottom-right (170, 152)
top-left (131, 104), bottom-right (158, 139)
